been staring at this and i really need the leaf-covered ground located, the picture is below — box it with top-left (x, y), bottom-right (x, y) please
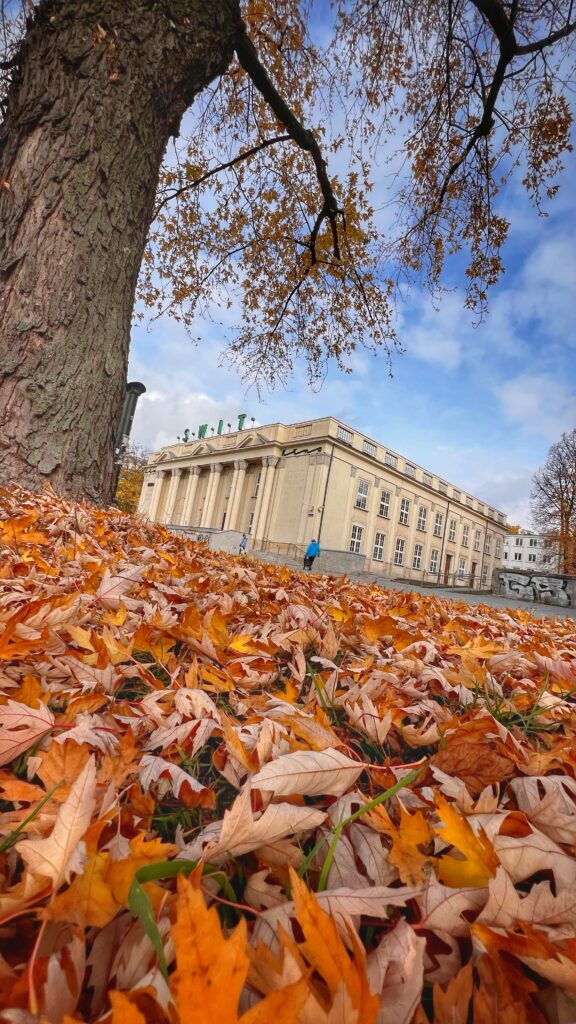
top-left (0, 488), bottom-right (575, 1024)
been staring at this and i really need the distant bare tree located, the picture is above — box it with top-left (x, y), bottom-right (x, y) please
top-left (530, 429), bottom-right (576, 575)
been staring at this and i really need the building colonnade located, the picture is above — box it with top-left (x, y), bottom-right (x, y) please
top-left (145, 455), bottom-right (281, 542)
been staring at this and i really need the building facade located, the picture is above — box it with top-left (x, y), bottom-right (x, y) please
top-left (138, 416), bottom-right (508, 586)
top-left (503, 531), bottom-right (559, 572)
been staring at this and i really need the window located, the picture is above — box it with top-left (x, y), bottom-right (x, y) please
top-left (355, 479), bottom-right (369, 510)
top-left (448, 519), bottom-right (457, 543)
top-left (439, 481), bottom-right (448, 495)
top-left (434, 512), bottom-right (443, 537)
top-left (363, 440), bottom-right (377, 458)
top-left (373, 532), bottom-right (386, 561)
top-left (247, 511), bottom-right (254, 535)
top-left (474, 530), bottom-right (481, 551)
top-left (405, 463), bottom-right (416, 478)
top-left (379, 490), bottom-right (391, 518)
top-left (504, 551), bottom-right (508, 560)
top-left (515, 537), bottom-right (523, 547)
top-left (412, 544), bottom-right (423, 569)
top-left (453, 489), bottom-right (461, 501)
top-left (384, 452), bottom-right (398, 469)
top-left (394, 538), bottom-right (405, 565)
top-left (350, 525), bottom-right (363, 553)
top-left (495, 536), bottom-right (502, 558)
top-left (462, 525), bottom-right (469, 548)
top-left (423, 472), bottom-right (433, 487)
top-left (399, 498), bottom-right (410, 525)
top-left (481, 567), bottom-right (489, 586)
top-left (529, 538), bottom-right (538, 547)
top-left (484, 536), bottom-right (492, 555)
top-left (528, 553), bottom-right (537, 563)
top-left (458, 557), bottom-right (467, 578)
top-left (337, 425), bottom-right (354, 445)
top-left (252, 470), bottom-right (261, 498)
top-left (417, 506), bottom-right (427, 531)
top-left (430, 549), bottom-right (439, 573)
top-left (514, 552), bottom-right (522, 561)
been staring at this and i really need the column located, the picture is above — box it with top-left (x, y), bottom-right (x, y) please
top-left (252, 456), bottom-right (279, 545)
top-left (164, 469), bottom-right (183, 524)
top-left (200, 463), bottom-right (222, 527)
top-left (181, 467), bottom-right (202, 526)
top-left (147, 469), bottom-right (166, 522)
top-left (227, 460), bottom-right (248, 530)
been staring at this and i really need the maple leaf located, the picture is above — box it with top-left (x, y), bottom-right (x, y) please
top-left (0, 698), bottom-right (54, 766)
top-left (170, 873), bottom-right (309, 1024)
top-left (289, 868), bottom-right (380, 1023)
top-left (433, 793), bottom-right (499, 888)
top-left (367, 801), bottom-right (433, 885)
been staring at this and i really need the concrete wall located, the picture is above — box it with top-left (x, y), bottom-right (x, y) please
top-left (313, 548), bottom-right (367, 575)
top-left (170, 526), bottom-right (245, 554)
top-left (493, 567), bottom-right (574, 607)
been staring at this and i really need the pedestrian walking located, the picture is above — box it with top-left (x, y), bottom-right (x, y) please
top-left (239, 533), bottom-right (248, 555)
top-left (303, 538), bottom-right (320, 570)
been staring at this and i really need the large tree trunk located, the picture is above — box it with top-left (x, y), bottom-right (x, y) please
top-left (0, 0), bottom-right (238, 501)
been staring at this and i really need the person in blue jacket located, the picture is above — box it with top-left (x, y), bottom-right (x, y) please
top-left (303, 539), bottom-right (320, 570)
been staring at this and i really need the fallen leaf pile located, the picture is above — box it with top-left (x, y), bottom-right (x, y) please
top-left (0, 487), bottom-right (575, 1023)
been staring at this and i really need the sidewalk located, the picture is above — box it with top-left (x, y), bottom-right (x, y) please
top-left (253, 551), bottom-right (575, 621)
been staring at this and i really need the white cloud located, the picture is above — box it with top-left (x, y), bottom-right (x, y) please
top-left (496, 373), bottom-right (576, 440)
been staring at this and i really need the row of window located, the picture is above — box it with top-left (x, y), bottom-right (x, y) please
top-left (355, 485), bottom-right (501, 555)
top-left (350, 525), bottom-right (494, 571)
top-left (336, 427), bottom-right (502, 520)
top-left (512, 537), bottom-right (539, 547)
top-left (504, 552), bottom-right (539, 563)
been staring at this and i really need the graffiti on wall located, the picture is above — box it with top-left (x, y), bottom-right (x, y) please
top-left (498, 571), bottom-right (571, 606)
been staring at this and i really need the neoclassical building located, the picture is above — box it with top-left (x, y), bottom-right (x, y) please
top-left (138, 416), bottom-right (508, 585)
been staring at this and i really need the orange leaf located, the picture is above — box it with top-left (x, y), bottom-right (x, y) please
top-left (433, 962), bottom-right (473, 1024)
top-left (170, 873), bottom-right (250, 1024)
top-left (289, 868), bottom-right (379, 1023)
top-left (433, 793), bottom-right (499, 888)
top-left (109, 990), bottom-right (147, 1024)
top-left (369, 802), bottom-right (433, 885)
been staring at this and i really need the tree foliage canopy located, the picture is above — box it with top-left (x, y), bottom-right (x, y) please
top-left (0, 0), bottom-right (574, 500)
top-left (139, 0), bottom-right (575, 386)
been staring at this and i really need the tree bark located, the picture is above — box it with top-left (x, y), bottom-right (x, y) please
top-left (0, 0), bottom-right (239, 501)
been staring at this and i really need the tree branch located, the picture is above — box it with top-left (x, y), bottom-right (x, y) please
top-left (154, 134), bottom-right (291, 217)
top-left (234, 21), bottom-right (342, 262)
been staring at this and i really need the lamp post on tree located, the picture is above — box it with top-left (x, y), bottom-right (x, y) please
top-left (112, 382), bottom-right (146, 493)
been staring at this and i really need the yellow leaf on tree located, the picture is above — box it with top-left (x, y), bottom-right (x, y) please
top-left (433, 793), bottom-right (499, 888)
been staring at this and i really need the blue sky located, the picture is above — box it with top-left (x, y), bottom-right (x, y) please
top-left (128, 52), bottom-right (576, 530)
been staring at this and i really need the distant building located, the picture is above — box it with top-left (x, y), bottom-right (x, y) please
top-left (138, 416), bottom-right (508, 587)
top-left (503, 530), bottom-right (560, 572)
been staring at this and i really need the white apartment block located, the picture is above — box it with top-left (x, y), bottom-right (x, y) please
top-left (138, 416), bottom-right (508, 587)
top-left (503, 531), bottom-right (560, 572)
